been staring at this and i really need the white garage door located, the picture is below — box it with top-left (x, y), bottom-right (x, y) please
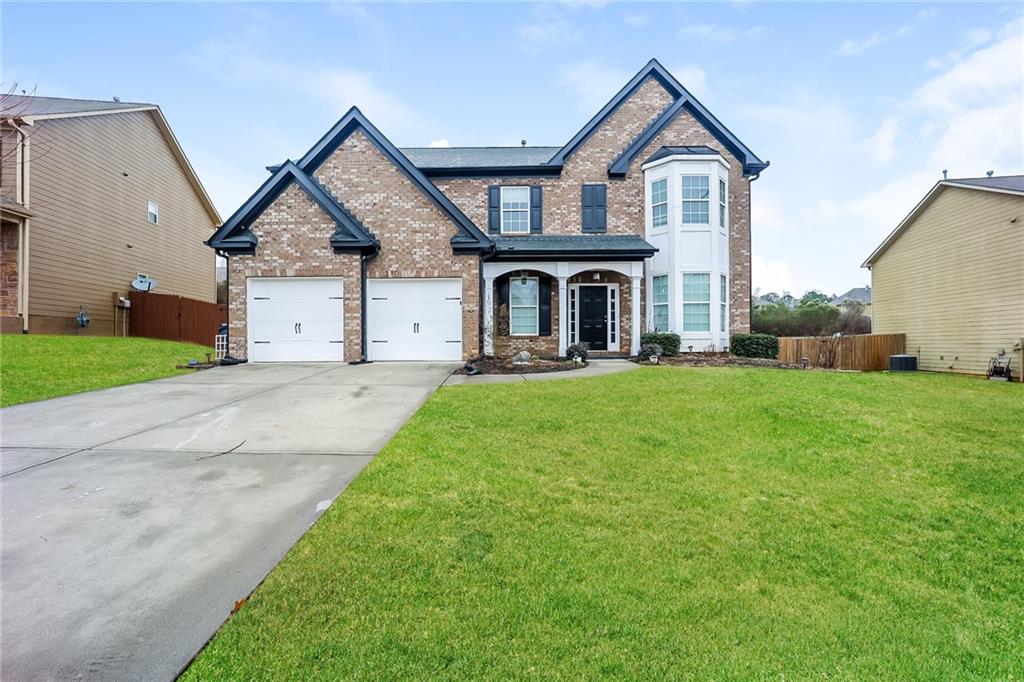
top-left (247, 278), bottom-right (345, 362)
top-left (367, 278), bottom-right (462, 361)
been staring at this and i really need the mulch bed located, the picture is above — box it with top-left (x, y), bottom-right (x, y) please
top-left (454, 357), bottom-right (588, 375)
top-left (637, 352), bottom-right (802, 369)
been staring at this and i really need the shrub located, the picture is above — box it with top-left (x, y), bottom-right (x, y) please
top-left (640, 332), bottom-right (680, 356)
top-left (730, 333), bottom-right (779, 359)
top-left (565, 343), bottom-right (589, 362)
top-left (640, 343), bottom-right (663, 361)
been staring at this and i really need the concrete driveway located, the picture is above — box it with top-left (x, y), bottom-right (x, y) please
top-left (0, 361), bottom-right (454, 681)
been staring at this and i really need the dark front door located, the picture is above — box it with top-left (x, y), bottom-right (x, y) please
top-left (580, 286), bottom-right (608, 350)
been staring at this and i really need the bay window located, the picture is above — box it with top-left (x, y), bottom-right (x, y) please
top-left (651, 178), bottom-right (668, 228)
top-left (719, 178), bottom-right (727, 229)
top-left (652, 274), bottom-right (669, 332)
top-left (682, 273), bottom-right (710, 332)
top-left (720, 274), bottom-right (728, 333)
top-left (681, 175), bottom-right (709, 224)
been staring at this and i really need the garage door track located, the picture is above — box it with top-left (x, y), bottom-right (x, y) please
top-left (0, 362), bottom-right (454, 681)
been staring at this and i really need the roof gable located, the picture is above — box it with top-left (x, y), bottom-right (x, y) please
top-left (297, 107), bottom-right (491, 252)
top-left (207, 161), bottom-right (376, 254)
top-left (862, 177), bottom-right (1024, 267)
top-left (551, 59), bottom-right (767, 177)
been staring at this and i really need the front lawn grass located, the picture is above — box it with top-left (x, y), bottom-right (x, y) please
top-left (185, 368), bottom-right (1023, 680)
top-left (0, 335), bottom-right (213, 406)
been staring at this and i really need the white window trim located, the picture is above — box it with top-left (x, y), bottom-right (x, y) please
top-left (500, 186), bottom-right (530, 235)
top-left (719, 177), bottom-right (728, 233)
top-left (651, 273), bottom-right (670, 333)
top-left (650, 177), bottom-right (669, 231)
top-left (720, 274), bottom-right (728, 334)
top-left (682, 272), bottom-right (711, 334)
top-left (568, 283), bottom-right (620, 352)
top-left (147, 200), bottom-right (159, 225)
top-left (509, 276), bottom-right (539, 336)
top-left (681, 174), bottom-right (710, 225)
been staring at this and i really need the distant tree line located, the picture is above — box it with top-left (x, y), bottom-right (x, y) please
top-left (753, 290), bottom-right (871, 337)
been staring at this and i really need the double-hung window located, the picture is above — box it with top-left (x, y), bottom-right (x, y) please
top-left (681, 175), bottom-right (709, 224)
top-left (651, 178), bottom-right (668, 228)
top-left (720, 274), bottom-right (728, 333)
top-left (652, 275), bottom-right (669, 332)
top-left (500, 187), bottom-right (530, 234)
top-left (509, 276), bottom-right (539, 335)
top-left (718, 178), bottom-right (727, 229)
top-left (682, 273), bottom-right (711, 332)
top-left (147, 200), bottom-right (159, 225)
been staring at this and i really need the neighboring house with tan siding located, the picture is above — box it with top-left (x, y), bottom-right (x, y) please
top-left (863, 175), bottom-right (1024, 380)
top-left (0, 95), bottom-right (220, 335)
top-left (207, 59), bottom-right (769, 362)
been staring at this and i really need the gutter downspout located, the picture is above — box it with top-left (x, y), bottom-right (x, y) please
top-left (747, 165), bottom-right (766, 335)
top-left (10, 121), bottom-right (31, 333)
top-left (357, 244), bottom-right (380, 363)
top-left (216, 249), bottom-right (229, 350)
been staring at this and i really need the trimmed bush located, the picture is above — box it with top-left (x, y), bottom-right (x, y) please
top-left (640, 332), bottom-right (680, 356)
top-left (730, 333), bottom-right (779, 359)
top-left (565, 343), bottom-right (589, 362)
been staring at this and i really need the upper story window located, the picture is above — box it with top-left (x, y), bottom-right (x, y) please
top-left (509, 276), bottom-right (539, 335)
top-left (719, 178), bottom-right (727, 229)
top-left (147, 201), bottom-right (159, 225)
top-left (651, 178), bottom-right (668, 228)
top-left (682, 272), bottom-right (711, 332)
top-left (652, 274), bottom-right (669, 333)
top-left (681, 175), bottom-right (710, 224)
top-left (500, 187), bottom-right (530, 234)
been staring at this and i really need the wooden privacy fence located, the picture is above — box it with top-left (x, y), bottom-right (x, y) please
top-left (128, 291), bottom-right (226, 347)
top-left (778, 334), bottom-right (906, 371)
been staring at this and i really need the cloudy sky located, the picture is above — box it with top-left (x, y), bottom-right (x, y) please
top-left (5, 2), bottom-right (1022, 296)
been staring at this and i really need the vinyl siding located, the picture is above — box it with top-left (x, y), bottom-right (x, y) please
top-left (870, 186), bottom-right (1024, 377)
top-left (25, 111), bottom-right (216, 330)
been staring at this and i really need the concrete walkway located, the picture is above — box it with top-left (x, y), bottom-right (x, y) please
top-left (1, 362), bottom-right (455, 682)
top-left (443, 359), bottom-right (638, 386)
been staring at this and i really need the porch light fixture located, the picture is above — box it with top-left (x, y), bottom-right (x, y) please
top-left (592, 273), bottom-right (600, 281)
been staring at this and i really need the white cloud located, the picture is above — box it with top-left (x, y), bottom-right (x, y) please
top-left (516, 6), bottom-right (584, 51)
top-left (678, 23), bottom-right (763, 44)
top-left (557, 60), bottom-right (631, 113)
top-left (752, 255), bottom-right (794, 294)
top-left (837, 24), bottom-right (914, 56)
top-left (624, 14), bottom-right (650, 28)
top-left (428, 139), bottom-right (450, 148)
top-left (868, 117), bottom-right (899, 164)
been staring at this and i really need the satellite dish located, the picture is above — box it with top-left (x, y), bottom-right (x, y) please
top-left (130, 274), bottom-right (158, 292)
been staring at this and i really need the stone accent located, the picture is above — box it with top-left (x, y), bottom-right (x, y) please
top-left (227, 184), bottom-right (361, 360)
top-left (0, 220), bottom-right (19, 321)
top-left (313, 130), bottom-right (480, 360)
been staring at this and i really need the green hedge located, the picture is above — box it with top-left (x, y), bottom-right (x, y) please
top-left (640, 332), bottom-right (680, 356)
top-left (730, 333), bottom-right (779, 359)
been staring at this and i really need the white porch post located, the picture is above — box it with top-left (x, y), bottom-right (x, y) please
top-left (483, 276), bottom-right (495, 356)
top-left (630, 274), bottom-right (642, 356)
top-left (557, 275), bottom-right (568, 356)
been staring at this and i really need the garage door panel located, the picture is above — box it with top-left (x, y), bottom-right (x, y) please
top-left (367, 279), bottom-right (463, 361)
top-left (248, 278), bottom-right (345, 362)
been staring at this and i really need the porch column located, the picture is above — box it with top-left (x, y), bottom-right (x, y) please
top-left (483, 275), bottom-right (495, 356)
top-left (557, 276), bottom-right (568, 356)
top-left (630, 274), bottom-right (642, 356)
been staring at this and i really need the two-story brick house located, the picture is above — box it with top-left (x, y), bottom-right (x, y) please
top-left (208, 59), bottom-right (768, 362)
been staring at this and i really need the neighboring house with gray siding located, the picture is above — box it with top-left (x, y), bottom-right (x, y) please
top-left (208, 59), bottom-right (768, 362)
top-left (0, 95), bottom-right (220, 335)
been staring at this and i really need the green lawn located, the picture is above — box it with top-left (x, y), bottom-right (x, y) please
top-left (184, 368), bottom-right (1023, 680)
top-left (0, 335), bottom-right (214, 407)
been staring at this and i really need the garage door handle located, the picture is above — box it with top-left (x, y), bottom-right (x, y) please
top-left (294, 322), bottom-right (302, 334)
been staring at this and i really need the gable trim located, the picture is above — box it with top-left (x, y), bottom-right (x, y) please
top-left (297, 107), bottom-right (492, 253)
top-left (206, 161), bottom-right (377, 254)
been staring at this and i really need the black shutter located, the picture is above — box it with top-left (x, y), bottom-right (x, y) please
top-left (539, 276), bottom-right (552, 336)
top-left (488, 186), bottom-right (500, 234)
top-left (497, 274), bottom-right (509, 307)
top-left (583, 184), bottom-right (607, 233)
top-left (530, 186), bottom-right (543, 234)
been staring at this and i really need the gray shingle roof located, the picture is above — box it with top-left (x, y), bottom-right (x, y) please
top-left (832, 287), bottom-right (871, 305)
top-left (946, 175), bottom-right (1024, 193)
top-left (1, 95), bottom-right (152, 118)
top-left (492, 234), bottom-right (656, 257)
top-left (644, 145), bottom-right (721, 164)
top-left (399, 146), bottom-right (559, 169)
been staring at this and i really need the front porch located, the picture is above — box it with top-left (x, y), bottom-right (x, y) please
top-left (482, 258), bottom-right (647, 359)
